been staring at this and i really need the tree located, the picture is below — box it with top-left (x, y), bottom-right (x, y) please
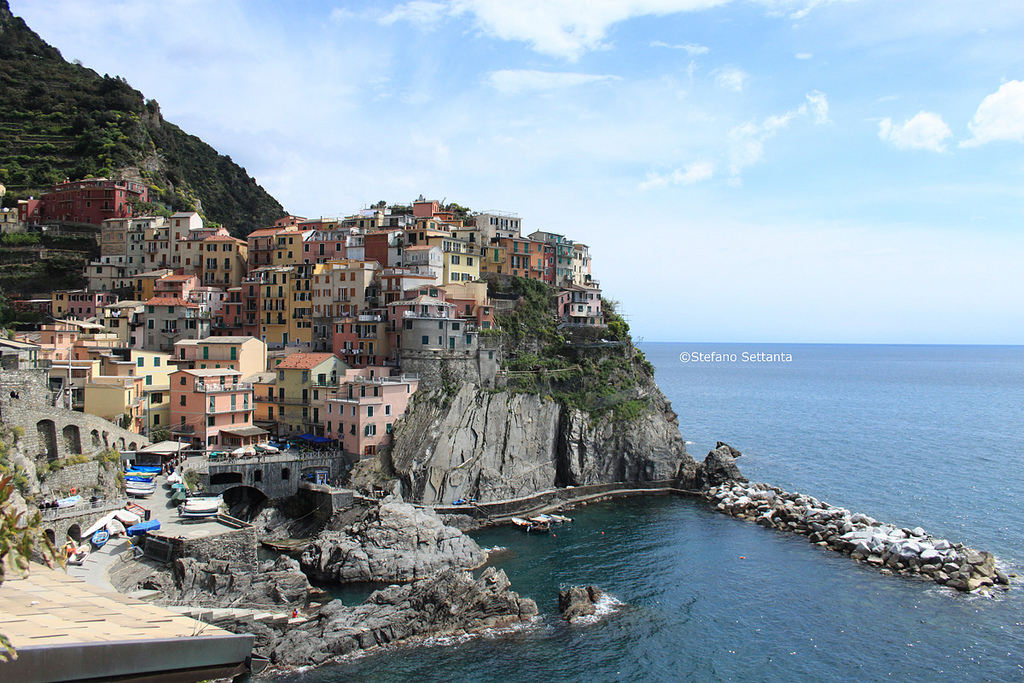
top-left (0, 475), bottom-right (61, 660)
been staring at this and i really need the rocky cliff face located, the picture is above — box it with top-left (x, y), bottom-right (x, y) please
top-left (381, 380), bottom-right (697, 506)
top-left (300, 502), bottom-right (487, 583)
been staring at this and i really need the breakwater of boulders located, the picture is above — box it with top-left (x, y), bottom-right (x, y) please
top-left (706, 481), bottom-right (1012, 593)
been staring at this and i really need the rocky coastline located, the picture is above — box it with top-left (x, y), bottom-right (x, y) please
top-left (707, 479), bottom-right (1011, 593)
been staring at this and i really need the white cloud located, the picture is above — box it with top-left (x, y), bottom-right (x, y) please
top-left (714, 66), bottom-right (748, 92)
top-left (486, 69), bottom-right (620, 94)
top-left (379, 1), bottom-right (449, 26)
top-left (961, 80), bottom-right (1024, 148)
top-left (450, 0), bottom-right (730, 60)
top-left (639, 161), bottom-right (715, 190)
top-left (650, 40), bottom-right (710, 55)
top-left (729, 91), bottom-right (830, 175)
top-left (795, 52), bottom-right (813, 59)
top-left (878, 111), bottom-right (952, 152)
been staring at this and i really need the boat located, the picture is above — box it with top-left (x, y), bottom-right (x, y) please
top-left (171, 490), bottom-right (187, 502)
top-left (255, 443), bottom-right (279, 454)
top-left (126, 487), bottom-right (155, 498)
top-left (125, 471), bottom-right (157, 480)
top-left (91, 529), bottom-right (110, 548)
top-left (106, 518), bottom-right (126, 537)
top-left (116, 508), bottom-right (143, 527)
top-left (56, 495), bottom-right (81, 508)
top-left (126, 520), bottom-right (161, 537)
top-left (533, 513), bottom-right (573, 524)
top-left (178, 497), bottom-right (221, 518)
top-left (127, 465), bottom-right (162, 474)
top-left (167, 471), bottom-right (183, 484)
top-left (125, 475), bottom-right (156, 483)
top-left (83, 511), bottom-right (117, 538)
top-left (511, 516), bottom-right (550, 533)
top-left (65, 543), bottom-right (89, 565)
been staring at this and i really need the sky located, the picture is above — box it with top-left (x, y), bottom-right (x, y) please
top-left (10, 0), bottom-right (1024, 344)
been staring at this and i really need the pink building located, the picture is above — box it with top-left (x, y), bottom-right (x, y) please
top-left (324, 374), bottom-right (419, 459)
top-left (170, 368), bottom-right (265, 450)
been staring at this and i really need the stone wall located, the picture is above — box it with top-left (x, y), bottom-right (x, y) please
top-left (0, 368), bottom-right (149, 461)
top-left (400, 343), bottom-right (500, 392)
top-left (206, 453), bottom-right (350, 499)
top-left (297, 482), bottom-right (354, 520)
top-left (41, 461), bottom-right (99, 496)
top-left (38, 500), bottom-right (126, 545)
top-left (158, 525), bottom-right (258, 570)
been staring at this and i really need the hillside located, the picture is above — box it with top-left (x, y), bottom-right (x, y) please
top-left (0, 0), bottom-right (285, 235)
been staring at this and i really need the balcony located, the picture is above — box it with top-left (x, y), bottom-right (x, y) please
top-left (195, 382), bottom-right (253, 393)
top-left (207, 403), bottom-right (250, 414)
top-left (171, 424), bottom-right (196, 434)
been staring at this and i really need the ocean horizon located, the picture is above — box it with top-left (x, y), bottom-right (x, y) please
top-left (280, 342), bottom-right (1024, 682)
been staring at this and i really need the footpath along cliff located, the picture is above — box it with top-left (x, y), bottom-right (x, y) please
top-left (351, 276), bottom-right (701, 504)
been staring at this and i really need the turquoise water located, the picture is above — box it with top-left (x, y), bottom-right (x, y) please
top-left (276, 344), bottom-right (1024, 682)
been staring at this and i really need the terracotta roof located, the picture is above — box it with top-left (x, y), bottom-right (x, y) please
top-left (162, 274), bottom-right (195, 282)
top-left (247, 227), bottom-right (284, 238)
top-left (275, 352), bottom-right (337, 370)
top-left (402, 295), bottom-right (452, 307)
top-left (204, 235), bottom-right (244, 242)
top-left (404, 245), bottom-right (434, 251)
top-left (144, 297), bottom-right (198, 308)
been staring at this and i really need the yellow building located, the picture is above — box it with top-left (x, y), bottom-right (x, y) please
top-left (271, 230), bottom-right (314, 266)
top-left (84, 377), bottom-right (142, 432)
top-left (250, 265), bottom-right (312, 347)
top-left (172, 336), bottom-right (268, 377)
top-left (269, 353), bottom-right (347, 437)
top-left (198, 235), bottom-right (249, 288)
top-left (311, 259), bottom-right (380, 319)
top-left (142, 383), bottom-right (171, 438)
top-left (133, 269), bottom-right (174, 302)
top-left (425, 234), bottom-right (479, 284)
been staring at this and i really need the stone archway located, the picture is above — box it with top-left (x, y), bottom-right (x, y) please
top-left (62, 424), bottom-right (82, 455)
top-left (66, 524), bottom-right (82, 543)
top-left (102, 431), bottom-right (110, 448)
top-left (221, 485), bottom-right (269, 522)
top-left (37, 419), bottom-right (58, 461)
top-left (116, 437), bottom-right (126, 450)
top-left (44, 528), bottom-right (56, 545)
top-left (91, 429), bottom-right (101, 448)
top-left (128, 441), bottom-right (138, 452)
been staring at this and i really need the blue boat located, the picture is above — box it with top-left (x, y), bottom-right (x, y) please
top-left (128, 465), bottom-right (162, 474)
top-left (91, 529), bottom-right (110, 548)
top-left (125, 475), bottom-right (155, 483)
top-left (126, 520), bottom-right (161, 537)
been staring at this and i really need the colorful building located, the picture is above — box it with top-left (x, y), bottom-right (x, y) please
top-left (170, 368), bottom-right (261, 450)
top-left (325, 374), bottom-right (419, 459)
top-left (19, 178), bottom-right (148, 226)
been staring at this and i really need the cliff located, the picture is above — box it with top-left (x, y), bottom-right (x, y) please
top-left (377, 373), bottom-right (696, 506)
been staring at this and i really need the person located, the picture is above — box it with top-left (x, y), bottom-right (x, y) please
top-left (292, 608), bottom-right (298, 619)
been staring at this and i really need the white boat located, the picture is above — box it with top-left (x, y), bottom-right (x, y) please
top-left (178, 497), bottom-right (221, 518)
top-left (126, 481), bottom-right (157, 498)
top-left (166, 471), bottom-right (183, 484)
top-left (534, 513), bottom-right (573, 524)
top-left (106, 518), bottom-right (126, 537)
top-left (511, 516), bottom-right (550, 533)
top-left (56, 495), bottom-right (81, 508)
top-left (114, 509), bottom-right (142, 527)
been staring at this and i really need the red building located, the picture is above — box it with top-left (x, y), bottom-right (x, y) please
top-left (20, 178), bottom-right (149, 226)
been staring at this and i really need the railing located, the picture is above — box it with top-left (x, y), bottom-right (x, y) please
top-left (172, 425), bottom-right (196, 434)
top-left (207, 403), bottom-right (250, 414)
top-left (195, 382), bottom-right (253, 393)
top-left (39, 499), bottom-right (123, 522)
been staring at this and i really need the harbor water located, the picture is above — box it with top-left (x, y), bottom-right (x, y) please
top-left (276, 343), bottom-right (1024, 682)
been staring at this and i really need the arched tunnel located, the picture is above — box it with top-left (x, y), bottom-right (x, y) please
top-left (222, 485), bottom-right (270, 522)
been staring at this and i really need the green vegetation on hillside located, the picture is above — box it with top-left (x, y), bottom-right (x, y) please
top-left (486, 275), bottom-right (654, 419)
top-left (0, 0), bottom-right (286, 234)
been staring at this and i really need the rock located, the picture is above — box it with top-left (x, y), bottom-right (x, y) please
top-left (166, 554), bottom-right (324, 608)
top-left (996, 570), bottom-right (1011, 586)
top-left (301, 502), bottom-right (486, 583)
top-left (241, 568), bottom-right (538, 667)
top-left (383, 383), bottom-right (694, 505)
top-left (559, 585), bottom-right (604, 622)
top-left (695, 443), bottom-right (747, 489)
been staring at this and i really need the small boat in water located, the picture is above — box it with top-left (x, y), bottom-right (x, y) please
top-left (533, 513), bottom-right (573, 524)
top-left (91, 529), bottom-right (109, 548)
top-left (56, 495), bottom-right (81, 508)
top-left (511, 516), bottom-right (550, 533)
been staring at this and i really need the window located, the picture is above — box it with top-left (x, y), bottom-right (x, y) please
top-left (254, 470), bottom-right (263, 483)
top-left (368, 406), bottom-right (374, 417)
top-left (137, 357), bottom-right (145, 367)
top-left (207, 416), bottom-right (215, 426)
top-left (385, 404), bottom-right (391, 416)
top-left (153, 414), bottom-right (161, 425)
top-left (386, 423), bottom-right (392, 434)
top-left (179, 376), bottom-right (186, 385)
top-left (154, 357), bottom-right (161, 367)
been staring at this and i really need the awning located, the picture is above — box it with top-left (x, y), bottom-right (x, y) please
top-left (220, 426), bottom-right (268, 438)
top-left (297, 433), bottom-right (315, 441)
top-left (311, 436), bottom-right (332, 444)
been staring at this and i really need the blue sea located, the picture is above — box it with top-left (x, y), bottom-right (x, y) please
top-left (276, 343), bottom-right (1024, 682)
